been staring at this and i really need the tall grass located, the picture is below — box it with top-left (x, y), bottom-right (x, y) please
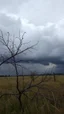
top-left (0, 76), bottom-right (64, 114)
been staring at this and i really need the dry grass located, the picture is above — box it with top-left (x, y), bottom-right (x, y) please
top-left (0, 75), bottom-right (64, 114)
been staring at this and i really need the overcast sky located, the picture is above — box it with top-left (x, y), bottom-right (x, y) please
top-left (0, 0), bottom-right (64, 75)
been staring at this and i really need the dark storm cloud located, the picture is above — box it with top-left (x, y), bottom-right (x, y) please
top-left (0, 0), bottom-right (64, 74)
top-left (16, 20), bottom-right (64, 68)
top-left (0, 15), bottom-right (64, 73)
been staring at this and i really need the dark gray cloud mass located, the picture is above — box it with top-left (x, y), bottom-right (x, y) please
top-left (0, 0), bottom-right (64, 75)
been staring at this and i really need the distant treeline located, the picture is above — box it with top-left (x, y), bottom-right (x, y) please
top-left (0, 73), bottom-right (64, 77)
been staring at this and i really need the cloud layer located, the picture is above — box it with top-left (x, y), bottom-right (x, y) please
top-left (0, 0), bottom-right (64, 74)
top-left (20, 19), bottom-right (64, 65)
top-left (0, 13), bottom-right (64, 74)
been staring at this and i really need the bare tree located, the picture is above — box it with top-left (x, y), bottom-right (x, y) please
top-left (0, 30), bottom-right (52, 113)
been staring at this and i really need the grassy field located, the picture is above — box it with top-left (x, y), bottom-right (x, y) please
top-left (0, 75), bottom-right (64, 114)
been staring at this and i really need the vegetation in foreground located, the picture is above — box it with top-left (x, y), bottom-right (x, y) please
top-left (0, 75), bottom-right (64, 114)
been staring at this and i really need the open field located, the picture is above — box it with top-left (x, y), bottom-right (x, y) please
top-left (0, 75), bottom-right (64, 114)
